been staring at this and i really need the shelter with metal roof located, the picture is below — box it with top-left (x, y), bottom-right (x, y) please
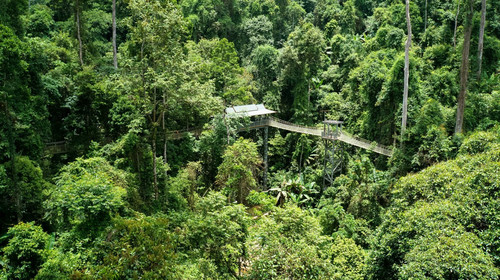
top-left (225, 104), bottom-right (276, 117)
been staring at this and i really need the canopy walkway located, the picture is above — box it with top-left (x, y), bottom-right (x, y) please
top-left (164, 117), bottom-right (393, 157)
top-left (45, 118), bottom-right (392, 157)
top-left (260, 117), bottom-right (392, 156)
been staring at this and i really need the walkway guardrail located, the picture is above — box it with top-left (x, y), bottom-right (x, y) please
top-left (44, 141), bottom-right (68, 154)
top-left (165, 128), bottom-right (205, 139)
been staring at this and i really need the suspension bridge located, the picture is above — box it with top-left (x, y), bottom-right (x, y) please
top-left (165, 116), bottom-right (392, 157)
top-left (45, 105), bottom-right (392, 157)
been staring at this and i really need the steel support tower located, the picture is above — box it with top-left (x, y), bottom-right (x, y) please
top-left (322, 120), bottom-right (344, 188)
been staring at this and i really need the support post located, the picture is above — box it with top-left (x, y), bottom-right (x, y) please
top-left (263, 125), bottom-right (269, 190)
top-left (322, 139), bottom-right (327, 189)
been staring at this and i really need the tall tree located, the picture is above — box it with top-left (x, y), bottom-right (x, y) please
top-left (0, 25), bottom-right (20, 217)
top-left (126, 0), bottom-right (220, 199)
top-left (126, 0), bottom-right (185, 199)
top-left (0, 25), bottom-right (49, 226)
top-left (455, 0), bottom-right (474, 134)
top-left (401, 0), bottom-right (412, 137)
top-left (279, 23), bottom-right (325, 123)
top-left (477, 0), bottom-right (486, 80)
top-left (75, 0), bottom-right (84, 66)
top-left (216, 138), bottom-right (262, 203)
top-left (112, 0), bottom-right (118, 69)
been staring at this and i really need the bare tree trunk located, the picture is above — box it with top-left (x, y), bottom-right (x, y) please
top-left (263, 126), bottom-right (268, 189)
top-left (76, 0), bottom-right (84, 66)
top-left (307, 79), bottom-right (311, 120)
top-left (163, 91), bottom-right (168, 177)
top-left (152, 132), bottom-right (158, 200)
top-left (112, 0), bottom-right (118, 69)
top-left (453, 0), bottom-right (460, 49)
top-left (424, 0), bottom-right (428, 32)
top-left (477, 0), bottom-right (486, 80)
top-left (455, 0), bottom-right (474, 134)
top-left (401, 0), bottom-right (412, 138)
top-left (152, 88), bottom-right (158, 200)
top-left (299, 142), bottom-right (303, 176)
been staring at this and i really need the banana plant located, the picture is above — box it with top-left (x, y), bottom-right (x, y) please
top-left (268, 174), bottom-right (320, 208)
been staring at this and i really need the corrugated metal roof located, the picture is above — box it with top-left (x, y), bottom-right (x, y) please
top-left (225, 104), bottom-right (276, 117)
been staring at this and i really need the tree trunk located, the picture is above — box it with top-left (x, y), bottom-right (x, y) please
top-left (140, 41), bottom-right (145, 98)
top-left (76, 0), bottom-right (84, 66)
top-left (477, 0), bottom-right (486, 80)
top-left (299, 142), bottom-right (303, 176)
top-left (112, 0), bottom-right (118, 69)
top-left (163, 91), bottom-right (168, 177)
top-left (453, 0), bottom-right (460, 49)
top-left (401, 0), bottom-right (412, 138)
top-left (263, 126), bottom-right (268, 190)
top-left (424, 0), bottom-right (428, 32)
top-left (455, 0), bottom-right (474, 134)
top-left (223, 113), bottom-right (230, 145)
top-left (307, 79), bottom-right (311, 121)
top-left (152, 88), bottom-right (158, 200)
top-left (152, 132), bottom-right (158, 200)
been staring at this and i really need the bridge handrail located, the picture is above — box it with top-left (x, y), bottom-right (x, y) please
top-left (268, 117), bottom-right (321, 130)
top-left (165, 127), bottom-right (204, 135)
top-left (247, 119), bottom-right (269, 127)
top-left (45, 141), bottom-right (67, 146)
top-left (340, 131), bottom-right (392, 151)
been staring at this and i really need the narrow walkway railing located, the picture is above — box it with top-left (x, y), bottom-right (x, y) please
top-left (165, 128), bottom-right (204, 140)
top-left (337, 133), bottom-right (392, 156)
top-left (267, 117), bottom-right (322, 136)
top-left (44, 141), bottom-right (68, 154)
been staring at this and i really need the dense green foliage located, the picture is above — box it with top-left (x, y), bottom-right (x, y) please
top-left (371, 145), bottom-right (500, 279)
top-left (1, 0), bottom-right (499, 278)
top-left (45, 157), bottom-right (128, 232)
top-left (1, 223), bottom-right (49, 280)
top-left (216, 138), bottom-right (262, 203)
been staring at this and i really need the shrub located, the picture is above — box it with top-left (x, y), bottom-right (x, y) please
top-left (1, 222), bottom-right (49, 280)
